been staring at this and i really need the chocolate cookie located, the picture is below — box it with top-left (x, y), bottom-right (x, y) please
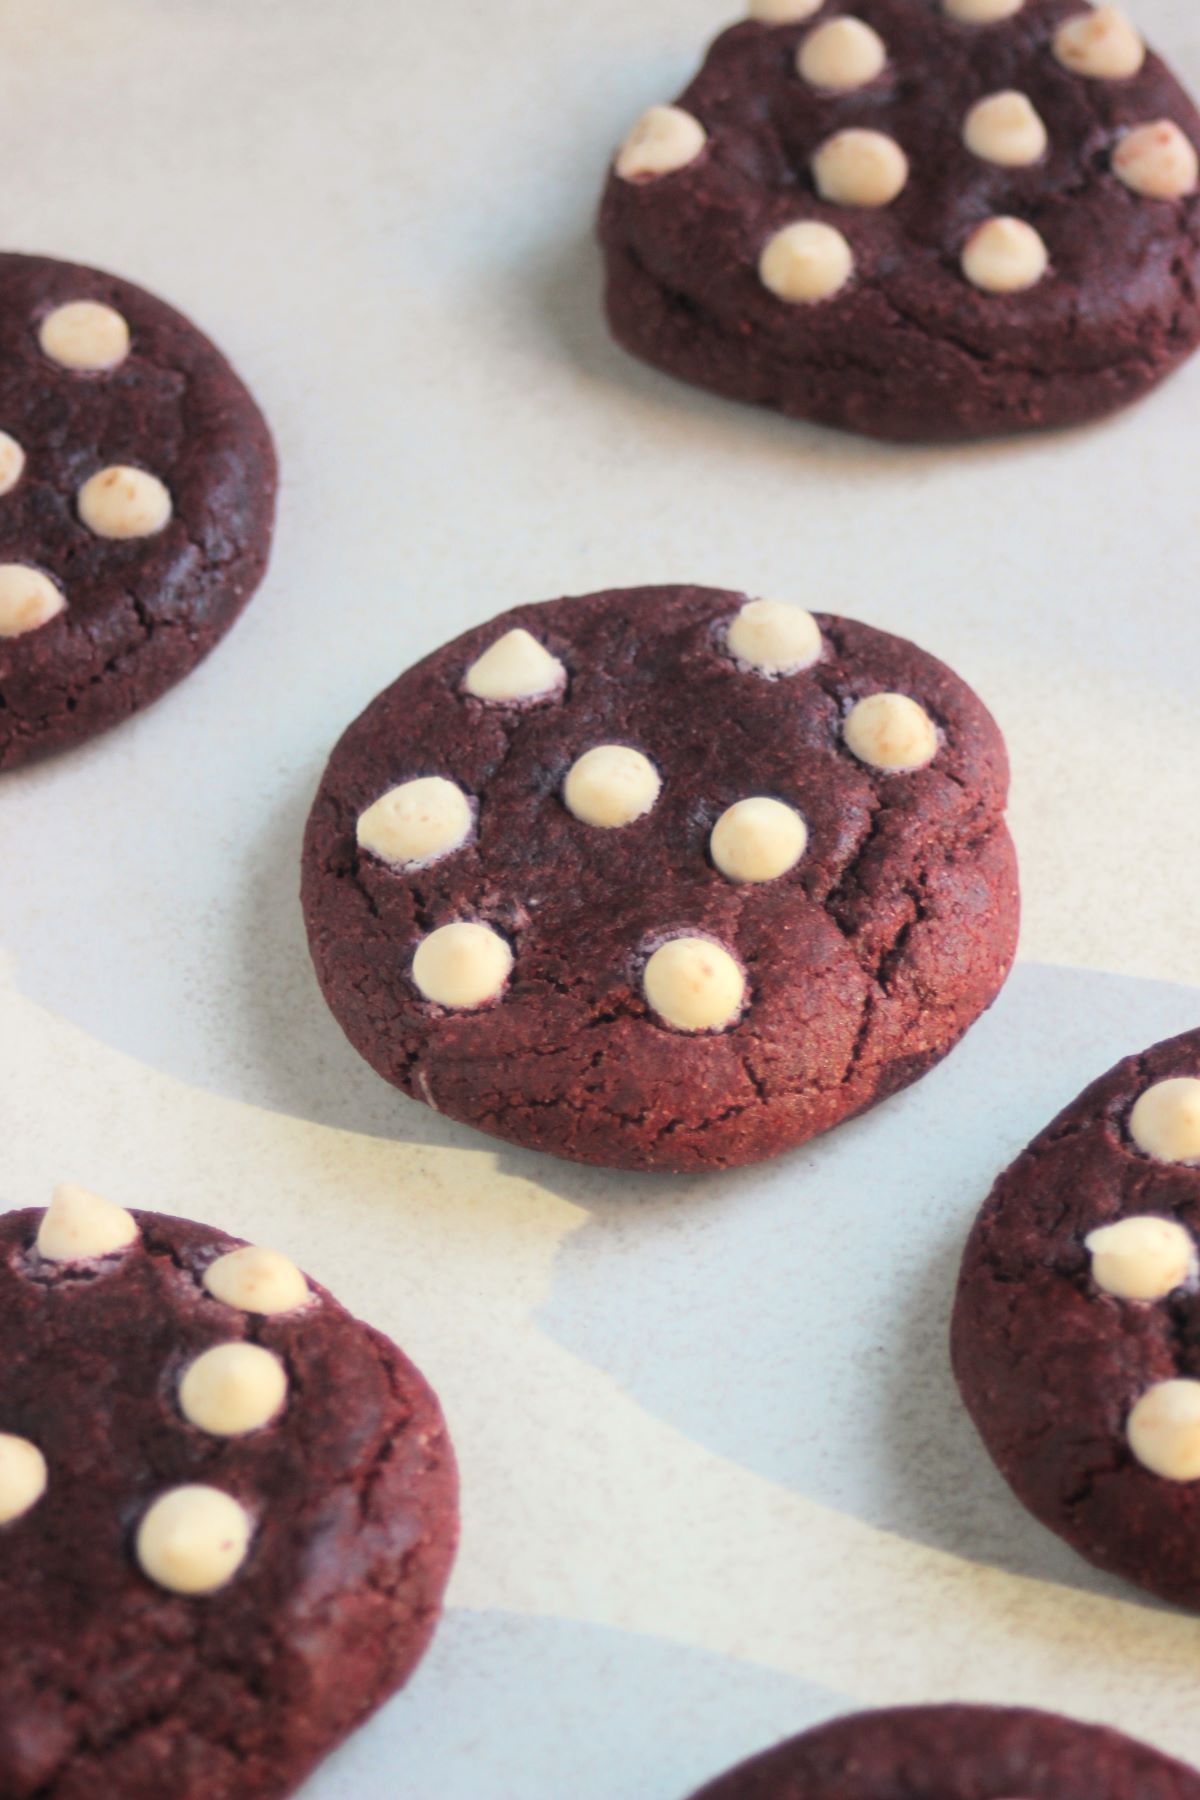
top-left (952, 1027), bottom-right (1200, 1609)
top-left (684, 1704), bottom-right (1200, 1800)
top-left (301, 584), bottom-right (1018, 1172)
top-left (0, 253), bottom-right (276, 769)
top-left (599, 0), bottom-right (1200, 441)
top-left (0, 1185), bottom-right (457, 1799)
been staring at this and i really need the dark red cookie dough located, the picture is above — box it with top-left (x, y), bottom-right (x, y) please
top-left (598, 0), bottom-right (1200, 442)
top-left (0, 1202), bottom-right (458, 1800)
top-left (952, 1027), bottom-right (1200, 1609)
top-left (301, 584), bottom-right (1018, 1173)
top-left (0, 253), bottom-right (276, 769)
top-left (685, 1705), bottom-right (1200, 1800)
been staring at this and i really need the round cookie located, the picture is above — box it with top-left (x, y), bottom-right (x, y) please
top-left (0, 1188), bottom-right (457, 1799)
top-left (302, 584), bottom-right (1018, 1173)
top-left (0, 254), bottom-right (276, 769)
top-left (684, 1704), bottom-right (1200, 1800)
top-left (599, 0), bottom-right (1200, 441)
top-left (951, 1025), bottom-right (1200, 1608)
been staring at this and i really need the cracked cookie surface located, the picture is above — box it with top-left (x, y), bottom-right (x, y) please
top-left (599, 0), bottom-right (1200, 441)
top-left (686, 1704), bottom-right (1200, 1799)
top-left (301, 584), bottom-right (1018, 1173)
top-left (952, 1025), bottom-right (1200, 1608)
top-left (0, 253), bottom-right (276, 769)
top-left (0, 1205), bottom-right (457, 1800)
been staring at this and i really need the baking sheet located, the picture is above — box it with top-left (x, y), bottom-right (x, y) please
top-left (3, 0), bottom-right (1200, 1793)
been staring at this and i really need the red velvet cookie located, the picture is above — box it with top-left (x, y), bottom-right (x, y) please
top-left (953, 1027), bottom-right (1200, 1609)
top-left (0, 253), bottom-right (276, 769)
top-left (685, 1705), bottom-right (1200, 1799)
top-left (0, 1187), bottom-right (457, 1800)
top-left (599, 0), bottom-right (1200, 441)
top-left (302, 584), bottom-right (1018, 1172)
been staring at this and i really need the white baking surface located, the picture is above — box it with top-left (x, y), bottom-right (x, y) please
top-left (2, 0), bottom-right (1200, 1793)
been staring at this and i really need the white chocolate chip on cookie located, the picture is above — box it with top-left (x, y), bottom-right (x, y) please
top-left (964, 92), bottom-right (1048, 167)
top-left (464, 628), bottom-right (565, 703)
top-left (727, 599), bottom-right (822, 674)
top-left (961, 217), bottom-right (1049, 293)
top-left (0, 432), bottom-right (26, 497)
top-left (1086, 1216), bottom-right (1197, 1302)
top-left (943, 0), bottom-right (1025, 20)
top-left (1053, 6), bottom-right (1145, 79)
top-left (1114, 121), bottom-right (1199, 197)
top-left (711, 797), bottom-right (808, 883)
top-left (812, 130), bottom-right (909, 206)
top-left (760, 221), bottom-right (854, 303)
top-left (137, 1485), bottom-right (253, 1594)
top-left (1128, 1380), bottom-right (1200, 1481)
top-left (797, 17), bottom-right (886, 90)
top-left (180, 1344), bottom-right (288, 1438)
top-left (844, 693), bottom-right (938, 771)
top-left (0, 1435), bottom-right (47, 1526)
top-left (36, 1183), bottom-right (138, 1262)
top-left (616, 106), bottom-right (707, 182)
top-left (1130, 1078), bottom-right (1200, 1162)
top-left (204, 1246), bottom-right (311, 1316)
top-left (413, 921), bottom-right (513, 1009)
top-left (564, 745), bottom-right (661, 828)
top-left (39, 300), bottom-right (130, 372)
top-left (78, 466), bottom-right (172, 540)
top-left (643, 937), bottom-right (747, 1033)
top-left (0, 564), bottom-right (64, 638)
top-left (357, 776), bottom-right (472, 869)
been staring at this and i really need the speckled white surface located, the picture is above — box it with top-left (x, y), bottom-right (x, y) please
top-left (2, 0), bottom-right (1200, 1794)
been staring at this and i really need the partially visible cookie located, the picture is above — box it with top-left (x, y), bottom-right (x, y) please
top-left (685, 1705), bottom-right (1200, 1799)
top-left (952, 1026), bottom-right (1200, 1609)
top-left (302, 584), bottom-right (1018, 1172)
top-left (0, 254), bottom-right (276, 769)
top-left (599, 0), bottom-right (1200, 440)
top-left (0, 1187), bottom-right (457, 1800)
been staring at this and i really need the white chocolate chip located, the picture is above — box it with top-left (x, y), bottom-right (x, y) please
top-left (812, 130), bottom-right (909, 207)
top-left (563, 745), bottom-right (661, 829)
top-left (0, 565), bottom-right (64, 639)
top-left (1086, 1216), bottom-right (1197, 1302)
top-left (943, 0), bottom-right (1024, 19)
top-left (464, 628), bottom-right (565, 704)
top-left (797, 17), bottom-right (886, 91)
top-left (179, 1344), bottom-right (288, 1437)
top-left (1114, 121), bottom-right (1199, 198)
top-left (843, 693), bottom-right (938, 772)
top-left (961, 217), bottom-right (1049, 294)
top-left (357, 776), bottom-right (472, 869)
top-left (749, 0), bottom-right (823, 19)
top-left (0, 432), bottom-right (26, 497)
top-left (1053, 6), bottom-right (1145, 79)
top-left (136, 1485), bottom-right (252, 1594)
top-left (759, 221), bottom-right (854, 303)
top-left (643, 937), bottom-right (746, 1033)
top-left (38, 300), bottom-right (130, 372)
top-left (36, 1183), bottom-right (138, 1263)
top-left (711, 797), bottom-right (808, 884)
top-left (412, 921), bottom-right (512, 1009)
top-left (616, 106), bottom-right (707, 182)
top-left (0, 1434), bottom-right (47, 1526)
top-left (78, 466), bottom-right (172, 540)
top-left (204, 1246), bottom-right (310, 1316)
top-left (1130, 1078), bottom-right (1200, 1163)
top-left (727, 599), bottom-right (822, 675)
top-left (963, 92), bottom-right (1048, 167)
top-left (1128, 1380), bottom-right (1200, 1482)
